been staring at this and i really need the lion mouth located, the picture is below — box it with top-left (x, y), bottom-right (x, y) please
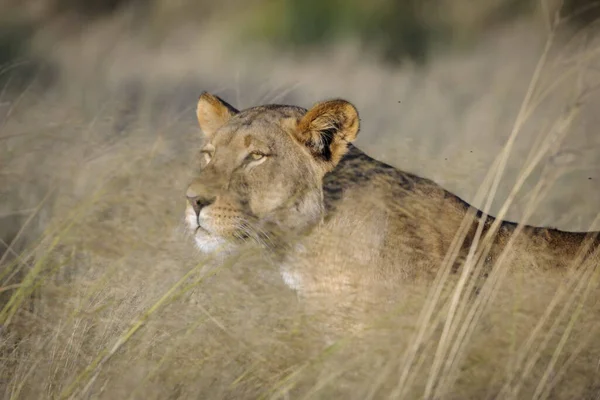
top-left (190, 224), bottom-right (231, 254)
top-left (186, 210), bottom-right (257, 251)
top-left (194, 225), bottom-right (209, 234)
top-left (193, 224), bottom-right (221, 241)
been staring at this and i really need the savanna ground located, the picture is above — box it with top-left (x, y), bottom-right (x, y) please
top-left (2, 1), bottom-right (600, 399)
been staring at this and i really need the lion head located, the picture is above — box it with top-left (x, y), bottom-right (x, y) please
top-left (184, 92), bottom-right (360, 254)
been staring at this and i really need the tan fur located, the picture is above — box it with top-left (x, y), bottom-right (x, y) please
top-left (196, 92), bottom-right (239, 138)
top-left (185, 93), bottom-right (600, 334)
top-left (295, 99), bottom-right (360, 173)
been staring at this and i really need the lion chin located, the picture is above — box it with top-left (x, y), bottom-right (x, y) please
top-left (193, 230), bottom-right (230, 254)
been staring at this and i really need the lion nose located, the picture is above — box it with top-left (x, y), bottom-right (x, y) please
top-left (186, 187), bottom-right (215, 216)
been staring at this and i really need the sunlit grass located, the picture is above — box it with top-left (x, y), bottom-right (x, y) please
top-left (1, 1), bottom-right (600, 399)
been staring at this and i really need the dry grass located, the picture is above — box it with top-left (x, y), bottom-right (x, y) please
top-left (2, 3), bottom-right (600, 399)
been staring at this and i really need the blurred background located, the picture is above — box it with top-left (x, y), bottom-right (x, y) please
top-left (2, 0), bottom-right (600, 234)
top-left (2, 1), bottom-right (600, 399)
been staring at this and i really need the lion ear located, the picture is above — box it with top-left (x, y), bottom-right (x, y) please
top-left (294, 99), bottom-right (360, 172)
top-left (196, 92), bottom-right (239, 138)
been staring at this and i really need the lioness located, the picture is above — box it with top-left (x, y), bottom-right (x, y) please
top-left (185, 92), bottom-right (599, 328)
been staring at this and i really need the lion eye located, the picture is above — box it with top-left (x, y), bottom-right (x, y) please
top-left (250, 152), bottom-right (265, 161)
